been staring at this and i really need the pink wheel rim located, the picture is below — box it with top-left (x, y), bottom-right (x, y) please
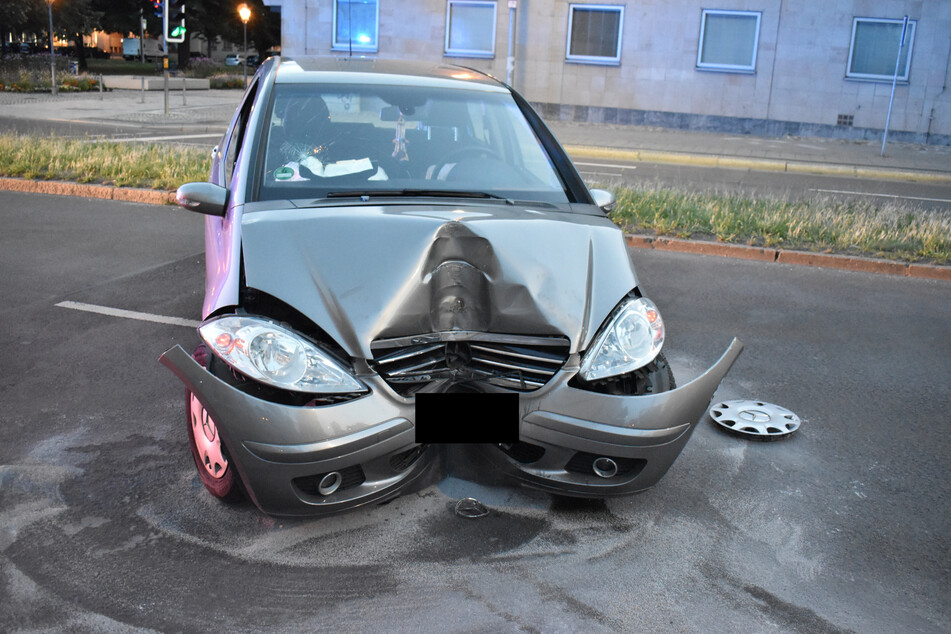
top-left (190, 393), bottom-right (229, 479)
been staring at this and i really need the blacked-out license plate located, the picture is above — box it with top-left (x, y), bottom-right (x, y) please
top-left (415, 393), bottom-right (519, 443)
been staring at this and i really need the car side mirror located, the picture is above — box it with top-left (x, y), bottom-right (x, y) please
top-left (176, 182), bottom-right (228, 217)
top-left (590, 188), bottom-right (616, 213)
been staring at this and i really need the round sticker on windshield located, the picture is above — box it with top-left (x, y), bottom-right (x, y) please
top-left (274, 167), bottom-right (294, 180)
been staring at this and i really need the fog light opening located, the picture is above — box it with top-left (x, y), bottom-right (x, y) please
top-left (593, 457), bottom-right (618, 478)
top-left (318, 471), bottom-right (343, 495)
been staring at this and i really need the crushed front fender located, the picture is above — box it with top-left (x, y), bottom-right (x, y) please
top-left (160, 345), bottom-right (438, 516)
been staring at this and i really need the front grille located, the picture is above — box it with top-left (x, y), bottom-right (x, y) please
top-left (390, 445), bottom-right (427, 471)
top-left (371, 333), bottom-right (569, 395)
top-left (496, 442), bottom-right (546, 464)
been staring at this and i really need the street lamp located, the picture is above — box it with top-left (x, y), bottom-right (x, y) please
top-left (238, 4), bottom-right (251, 86)
top-left (48, 0), bottom-right (56, 95)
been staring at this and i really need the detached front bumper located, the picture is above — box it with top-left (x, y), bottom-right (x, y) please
top-left (160, 345), bottom-right (437, 517)
top-left (487, 338), bottom-right (744, 496)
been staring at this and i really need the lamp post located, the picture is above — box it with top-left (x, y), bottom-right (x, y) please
top-left (238, 4), bottom-right (251, 87)
top-left (48, 0), bottom-right (56, 95)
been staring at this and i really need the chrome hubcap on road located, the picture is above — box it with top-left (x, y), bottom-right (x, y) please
top-left (708, 400), bottom-right (801, 440)
top-left (190, 393), bottom-right (228, 478)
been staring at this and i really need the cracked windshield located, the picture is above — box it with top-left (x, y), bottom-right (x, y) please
top-left (259, 83), bottom-right (568, 202)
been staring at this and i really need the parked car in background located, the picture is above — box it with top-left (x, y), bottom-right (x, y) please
top-left (224, 54), bottom-right (243, 66)
top-left (122, 37), bottom-right (163, 62)
top-left (246, 54), bottom-right (260, 67)
top-left (162, 56), bottom-right (743, 517)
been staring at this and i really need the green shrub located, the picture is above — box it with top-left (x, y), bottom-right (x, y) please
top-left (209, 74), bottom-right (247, 89)
top-left (185, 57), bottom-right (224, 78)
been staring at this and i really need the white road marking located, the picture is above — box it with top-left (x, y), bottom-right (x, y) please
top-left (47, 117), bottom-right (146, 129)
top-left (56, 301), bottom-right (199, 328)
top-left (574, 161), bottom-right (637, 170)
top-left (811, 188), bottom-right (951, 204)
top-left (97, 133), bottom-right (222, 143)
top-left (581, 172), bottom-right (626, 180)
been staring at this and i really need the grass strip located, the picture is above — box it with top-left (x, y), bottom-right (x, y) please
top-left (608, 185), bottom-right (950, 264)
top-left (0, 133), bottom-right (208, 190)
top-left (1, 134), bottom-right (947, 264)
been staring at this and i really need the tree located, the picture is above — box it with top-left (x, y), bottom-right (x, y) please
top-left (52, 0), bottom-right (102, 71)
top-left (1, 0), bottom-right (46, 49)
top-left (247, 0), bottom-right (280, 55)
top-left (184, 0), bottom-right (235, 58)
top-left (94, 0), bottom-right (147, 36)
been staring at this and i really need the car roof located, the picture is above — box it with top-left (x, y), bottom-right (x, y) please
top-left (272, 56), bottom-right (509, 92)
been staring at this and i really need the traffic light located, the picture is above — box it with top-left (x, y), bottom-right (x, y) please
top-left (164, 0), bottom-right (186, 43)
top-left (152, 0), bottom-right (162, 19)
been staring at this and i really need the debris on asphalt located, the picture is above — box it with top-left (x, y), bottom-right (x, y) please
top-left (454, 497), bottom-right (490, 518)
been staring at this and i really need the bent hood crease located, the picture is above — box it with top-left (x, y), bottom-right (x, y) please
top-left (241, 204), bottom-right (638, 358)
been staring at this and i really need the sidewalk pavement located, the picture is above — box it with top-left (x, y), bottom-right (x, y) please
top-left (2, 84), bottom-right (951, 181)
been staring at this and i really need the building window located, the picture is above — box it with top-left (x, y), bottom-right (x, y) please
top-left (445, 1), bottom-right (497, 58)
top-left (697, 9), bottom-right (761, 73)
top-left (847, 17), bottom-right (916, 82)
top-left (566, 4), bottom-right (624, 65)
top-left (333, 0), bottom-right (379, 52)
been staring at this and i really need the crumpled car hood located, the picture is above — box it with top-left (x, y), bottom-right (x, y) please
top-left (240, 203), bottom-right (638, 359)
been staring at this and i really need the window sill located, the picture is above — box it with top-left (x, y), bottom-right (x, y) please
top-left (565, 57), bottom-right (620, 67)
top-left (331, 45), bottom-right (379, 54)
top-left (444, 51), bottom-right (495, 59)
top-left (695, 66), bottom-right (756, 75)
top-left (845, 75), bottom-right (910, 85)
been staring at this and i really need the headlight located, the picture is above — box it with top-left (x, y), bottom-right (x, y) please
top-left (579, 297), bottom-right (665, 381)
top-left (199, 316), bottom-right (366, 394)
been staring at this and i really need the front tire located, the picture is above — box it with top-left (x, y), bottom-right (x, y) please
top-left (186, 344), bottom-right (244, 503)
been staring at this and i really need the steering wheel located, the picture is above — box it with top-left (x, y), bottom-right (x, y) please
top-left (429, 145), bottom-right (504, 180)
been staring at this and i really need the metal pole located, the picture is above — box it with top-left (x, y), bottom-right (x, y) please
top-left (98, 73), bottom-right (103, 100)
top-left (881, 16), bottom-right (909, 157)
top-left (506, 2), bottom-right (516, 85)
top-left (140, 75), bottom-right (145, 103)
top-left (162, 10), bottom-right (169, 115)
top-left (182, 73), bottom-right (186, 105)
top-left (243, 22), bottom-right (248, 87)
top-left (139, 9), bottom-right (145, 64)
top-left (48, 0), bottom-right (56, 95)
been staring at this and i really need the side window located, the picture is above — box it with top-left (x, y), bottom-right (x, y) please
top-left (847, 17), bottom-right (916, 82)
top-left (566, 3), bottom-right (624, 65)
top-left (333, 0), bottom-right (380, 52)
top-left (696, 9), bottom-right (761, 73)
top-left (445, 0), bottom-right (497, 58)
top-left (223, 83), bottom-right (259, 187)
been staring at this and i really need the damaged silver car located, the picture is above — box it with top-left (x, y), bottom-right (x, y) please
top-left (160, 57), bottom-right (742, 516)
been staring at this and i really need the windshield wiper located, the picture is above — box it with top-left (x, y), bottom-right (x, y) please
top-left (326, 189), bottom-right (513, 203)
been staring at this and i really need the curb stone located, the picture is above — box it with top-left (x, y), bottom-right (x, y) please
top-left (0, 177), bottom-right (174, 205)
top-left (625, 234), bottom-right (951, 282)
top-left (1, 176), bottom-right (946, 282)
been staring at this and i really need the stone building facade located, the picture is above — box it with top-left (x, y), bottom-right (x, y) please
top-left (262, 0), bottom-right (951, 144)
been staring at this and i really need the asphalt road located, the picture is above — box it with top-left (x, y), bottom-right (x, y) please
top-left (1, 190), bottom-right (949, 632)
